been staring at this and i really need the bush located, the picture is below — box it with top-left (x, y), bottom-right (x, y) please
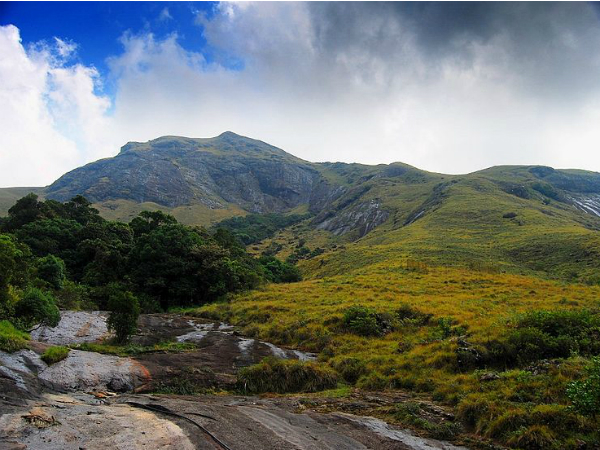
top-left (54, 280), bottom-right (94, 310)
top-left (259, 256), bottom-right (302, 283)
top-left (238, 357), bottom-right (338, 393)
top-left (566, 356), bottom-right (600, 417)
top-left (396, 303), bottom-right (433, 326)
top-left (342, 306), bottom-right (387, 337)
top-left (485, 310), bottom-right (600, 368)
top-left (330, 357), bottom-right (367, 383)
top-left (41, 346), bottom-right (70, 364)
top-left (0, 320), bottom-right (29, 352)
top-left (14, 288), bottom-right (60, 331)
top-left (502, 212), bottom-right (518, 219)
top-left (107, 288), bottom-right (140, 343)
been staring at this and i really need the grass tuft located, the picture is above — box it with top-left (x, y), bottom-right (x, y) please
top-left (41, 346), bottom-right (70, 364)
top-left (0, 320), bottom-right (29, 352)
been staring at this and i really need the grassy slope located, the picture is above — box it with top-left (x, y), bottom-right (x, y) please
top-left (197, 260), bottom-right (600, 448)
top-left (195, 167), bottom-right (600, 448)
top-left (299, 168), bottom-right (600, 283)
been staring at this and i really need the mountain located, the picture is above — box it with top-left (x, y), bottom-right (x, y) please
top-left (2, 131), bottom-right (600, 281)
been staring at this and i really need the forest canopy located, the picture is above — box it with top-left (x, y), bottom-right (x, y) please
top-left (0, 194), bottom-right (300, 336)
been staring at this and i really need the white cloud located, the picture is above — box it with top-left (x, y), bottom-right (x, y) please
top-left (105, 2), bottom-right (600, 174)
top-left (159, 7), bottom-right (172, 22)
top-left (4, 3), bottom-right (600, 188)
top-left (0, 25), bottom-right (113, 187)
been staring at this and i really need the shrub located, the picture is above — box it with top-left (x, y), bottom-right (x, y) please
top-left (485, 310), bottom-right (600, 368)
top-left (54, 280), bottom-right (93, 310)
top-left (238, 357), bottom-right (338, 393)
top-left (41, 346), bottom-right (70, 364)
top-left (14, 288), bottom-right (60, 331)
top-left (107, 288), bottom-right (140, 343)
top-left (506, 424), bottom-right (558, 449)
top-left (330, 357), bottom-right (367, 383)
top-left (342, 306), bottom-right (387, 336)
top-left (566, 356), bottom-right (600, 417)
top-left (0, 320), bottom-right (29, 352)
top-left (396, 303), bottom-right (433, 326)
top-left (502, 212), bottom-right (518, 219)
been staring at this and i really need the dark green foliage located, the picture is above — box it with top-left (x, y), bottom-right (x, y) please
top-left (486, 310), bottom-right (600, 368)
top-left (567, 357), bottom-right (600, 417)
top-left (129, 210), bottom-right (177, 237)
top-left (0, 195), bottom-right (272, 315)
top-left (502, 212), bottom-right (518, 219)
top-left (15, 288), bottom-right (60, 330)
top-left (342, 306), bottom-right (388, 337)
top-left (41, 346), bottom-right (70, 364)
top-left (4, 193), bottom-right (47, 230)
top-left (259, 256), bottom-right (302, 283)
top-left (36, 255), bottom-right (66, 289)
top-left (238, 356), bottom-right (338, 393)
top-left (213, 213), bottom-right (309, 245)
top-left (129, 223), bottom-right (258, 309)
top-left (16, 218), bottom-right (81, 259)
top-left (54, 281), bottom-right (93, 310)
top-left (286, 246), bottom-right (324, 264)
top-left (0, 234), bottom-right (29, 318)
top-left (106, 287), bottom-right (140, 343)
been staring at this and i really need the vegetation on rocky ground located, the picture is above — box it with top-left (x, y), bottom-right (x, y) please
top-left (41, 345), bottom-right (70, 364)
top-left (238, 357), bottom-right (338, 394)
top-left (71, 341), bottom-right (197, 356)
top-left (194, 259), bottom-right (600, 448)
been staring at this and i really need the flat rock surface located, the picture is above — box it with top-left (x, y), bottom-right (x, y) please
top-left (31, 311), bottom-right (110, 345)
top-left (39, 350), bottom-right (150, 393)
top-left (112, 394), bottom-right (468, 450)
top-left (0, 393), bottom-right (195, 450)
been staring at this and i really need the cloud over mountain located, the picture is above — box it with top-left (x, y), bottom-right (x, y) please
top-left (3, 2), bottom-right (600, 186)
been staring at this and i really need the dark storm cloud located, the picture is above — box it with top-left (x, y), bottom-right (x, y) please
top-left (308, 2), bottom-right (600, 102)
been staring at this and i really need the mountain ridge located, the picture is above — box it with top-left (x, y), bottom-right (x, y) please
top-left (2, 132), bottom-right (600, 281)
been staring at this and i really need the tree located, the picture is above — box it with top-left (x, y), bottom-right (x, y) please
top-left (4, 193), bottom-right (46, 230)
top-left (106, 287), bottom-right (140, 343)
top-left (14, 288), bottom-right (60, 331)
top-left (129, 210), bottom-right (177, 236)
top-left (36, 255), bottom-right (66, 289)
top-left (0, 234), bottom-right (30, 319)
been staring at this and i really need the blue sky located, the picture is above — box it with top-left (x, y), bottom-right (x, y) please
top-left (2, 2), bottom-right (600, 187)
top-left (0, 2), bottom-right (225, 98)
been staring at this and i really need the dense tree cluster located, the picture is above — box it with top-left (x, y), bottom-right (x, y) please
top-left (0, 194), bottom-right (301, 340)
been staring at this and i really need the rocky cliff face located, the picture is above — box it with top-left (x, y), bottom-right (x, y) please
top-left (43, 132), bottom-right (389, 237)
top-left (46, 133), bottom-right (325, 213)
